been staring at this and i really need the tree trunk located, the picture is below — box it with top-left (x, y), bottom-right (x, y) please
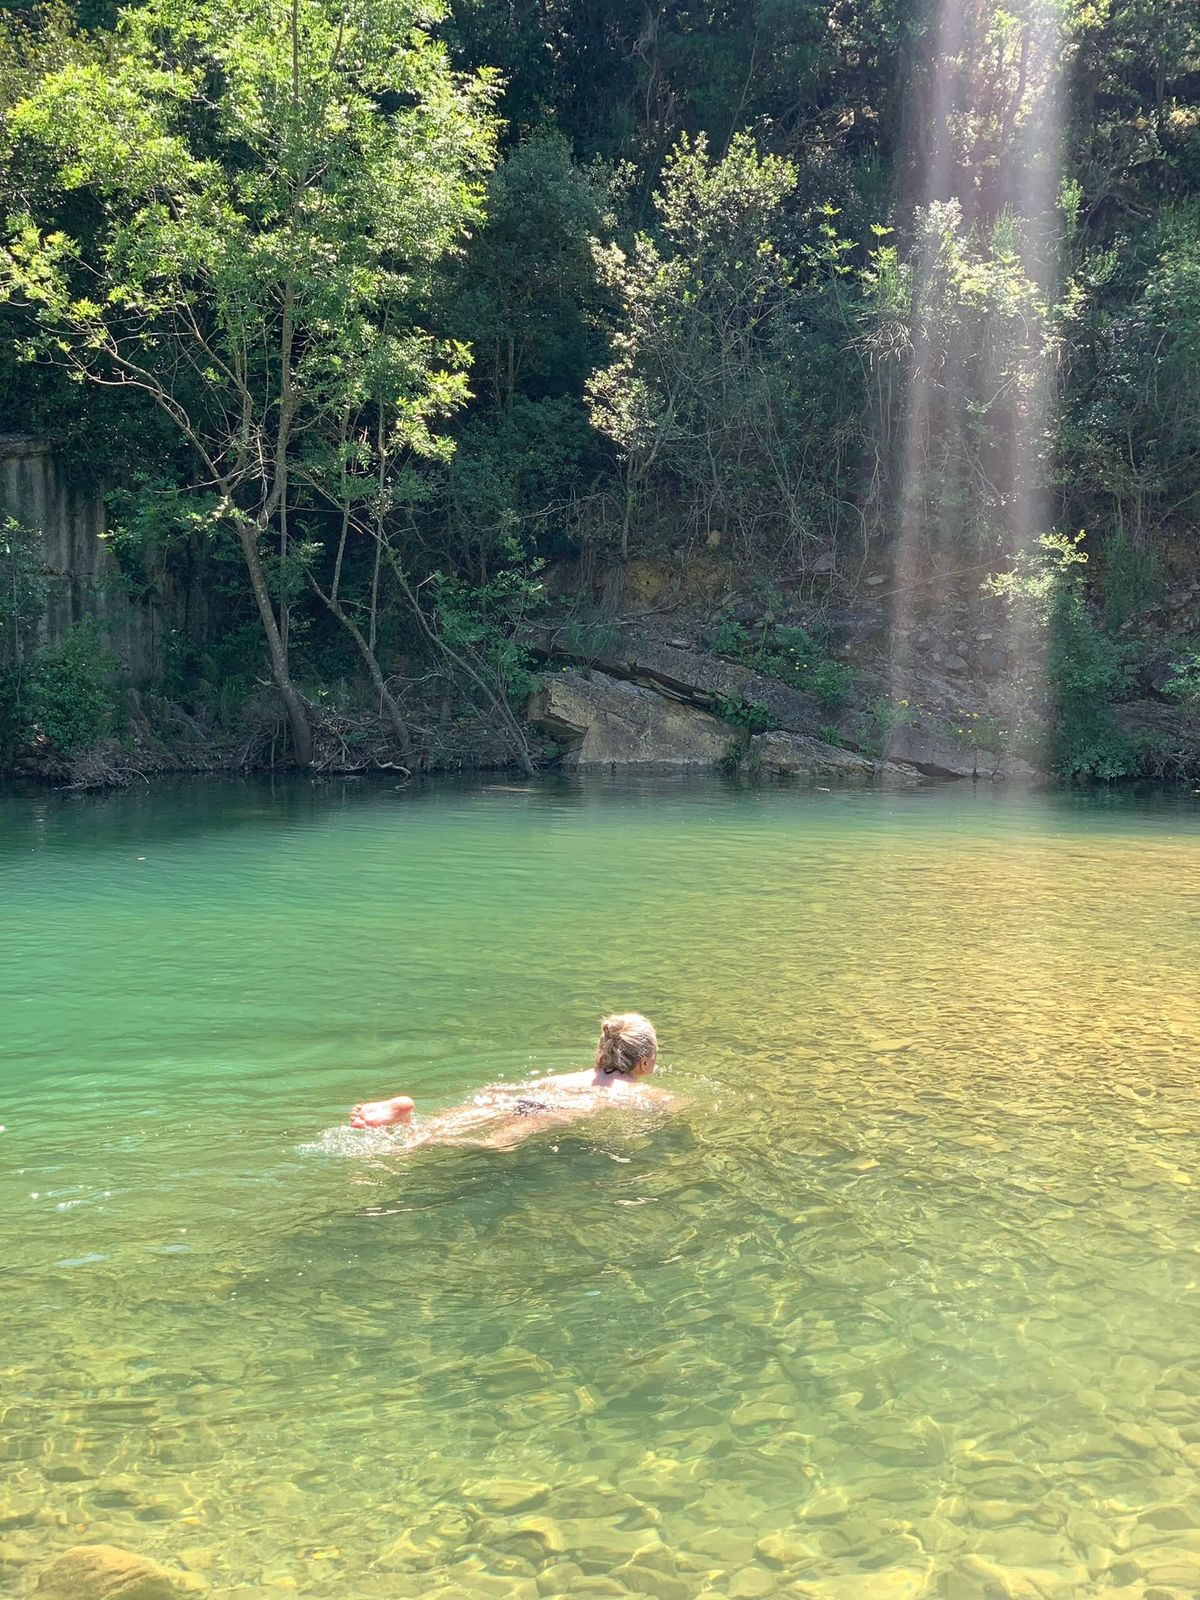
top-left (236, 518), bottom-right (313, 765)
top-left (380, 541), bottom-right (536, 776)
top-left (308, 575), bottom-right (414, 761)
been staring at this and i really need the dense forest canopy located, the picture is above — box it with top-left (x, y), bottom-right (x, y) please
top-left (0, 0), bottom-right (1198, 775)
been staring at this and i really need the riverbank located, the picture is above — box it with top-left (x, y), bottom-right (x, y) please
top-left (7, 557), bottom-right (1199, 791)
top-left (522, 557), bottom-right (1200, 786)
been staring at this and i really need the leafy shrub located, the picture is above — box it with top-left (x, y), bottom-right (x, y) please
top-left (713, 617), bottom-right (753, 657)
top-left (987, 532), bottom-right (1137, 780)
top-left (1100, 530), bottom-right (1162, 632)
top-left (711, 614), bottom-right (855, 705)
top-left (856, 696), bottom-right (913, 758)
top-left (772, 624), bottom-right (823, 657)
top-left (715, 696), bottom-right (779, 734)
top-left (0, 517), bottom-right (48, 755)
top-left (0, 516), bottom-right (46, 663)
top-left (562, 614), bottom-right (621, 660)
top-left (808, 659), bottom-right (855, 709)
top-left (1045, 570), bottom-right (1136, 779)
top-left (26, 620), bottom-right (117, 754)
top-left (433, 559), bottom-right (543, 710)
top-left (1163, 644), bottom-right (1200, 704)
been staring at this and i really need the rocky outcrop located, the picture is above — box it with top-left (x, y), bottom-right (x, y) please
top-left (0, 435), bottom-right (164, 683)
top-left (528, 626), bottom-right (827, 737)
top-left (885, 725), bottom-right (1042, 783)
top-left (530, 670), bottom-right (918, 781)
top-left (751, 730), bottom-right (918, 786)
top-left (530, 670), bottom-right (734, 766)
top-left (35, 1544), bottom-right (204, 1600)
top-left (527, 619), bottom-right (1062, 782)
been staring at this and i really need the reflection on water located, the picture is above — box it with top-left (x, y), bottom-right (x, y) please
top-left (2, 776), bottom-right (1200, 1598)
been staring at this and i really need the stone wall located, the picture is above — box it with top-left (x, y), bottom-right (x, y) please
top-left (0, 434), bottom-right (162, 682)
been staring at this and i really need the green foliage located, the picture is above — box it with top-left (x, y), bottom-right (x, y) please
top-left (1, 0), bottom-right (500, 761)
top-left (1100, 529), bottom-right (1162, 632)
top-left (561, 611), bottom-right (621, 660)
top-left (432, 556), bottom-right (543, 709)
top-left (448, 133), bottom-right (609, 411)
top-left (807, 659), bottom-right (855, 710)
top-left (1059, 205), bottom-right (1200, 548)
top-left (1163, 645), bottom-right (1200, 706)
top-left (712, 617), bottom-right (753, 657)
top-left (989, 533), bottom-right (1137, 780)
top-left (985, 531), bottom-right (1091, 614)
top-left (855, 696), bottom-right (914, 759)
top-left (25, 618), bottom-right (116, 754)
top-left (861, 199), bottom-right (1056, 553)
top-left (0, 516), bottom-right (48, 753)
top-left (586, 132), bottom-right (812, 559)
top-left (711, 613), bottom-right (854, 705)
top-left (950, 710), bottom-right (1008, 751)
top-left (714, 696), bottom-right (779, 734)
top-left (1047, 585), bottom-right (1137, 780)
top-left (0, 515), bottom-right (46, 669)
top-left (3, 0), bottom-right (1200, 779)
top-left (442, 397), bottom-right (595, 573)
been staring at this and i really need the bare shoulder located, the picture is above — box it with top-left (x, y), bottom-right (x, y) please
top-left (535, 1068), bottom-right (594, 1092)
top-left (634, 1081), bottom-right (677, 1108)
top-left (606, 1078), bottom-right (676, 1111)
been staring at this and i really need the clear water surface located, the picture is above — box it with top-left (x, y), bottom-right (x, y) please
top-left (3, 775), bottom-right (1200, 1600)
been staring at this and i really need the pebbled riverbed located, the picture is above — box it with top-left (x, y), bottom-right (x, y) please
top-left (3, 775), bottom-right (1200, 1600)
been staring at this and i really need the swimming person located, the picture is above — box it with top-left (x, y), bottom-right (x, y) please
top-left (348, 1012), bottom-right (670, 1150)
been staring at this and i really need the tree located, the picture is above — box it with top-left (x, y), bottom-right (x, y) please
top-left (2, 0), bottom-right (497, 763)
top-left (586, 132), bottom-right (802, 560)
top-left (861, 199), bottom-right (1059, 558)
top-left (449, 131), bottom-right (608, 415)
top-left (1060, 208), bottom-right (1200, 546)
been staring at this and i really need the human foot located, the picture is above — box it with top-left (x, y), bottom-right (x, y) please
top-left (349, 1095), bottom-right (415, 1128)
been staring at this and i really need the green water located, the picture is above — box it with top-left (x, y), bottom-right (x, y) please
top-left (4, 776), bottom-right (1200, 1600)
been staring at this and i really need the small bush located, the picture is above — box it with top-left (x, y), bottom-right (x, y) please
top-left (713, 617), bottom-right (753, 657)
top-left (715, 696), bottom-right (779, 734)
top-left (711, 613), bottom-right (854, 705)
top-left (1046, 578), bottom-right (1137, 779)
top-left (856, 696), bottom-right (912, 758)
top-left (1101, 530), bottom-right (1161, 632)
top-left (1164, 643), bottom-right (1200, 704)
top-left (26, 620), bottom-right (117, 755)
top-left (563, 615), bottom-right (621, 659)
top-left (772, 623), bottom-right (823, 658)
top-left (808, 659), bottom-right (855, 709)
top-left (988, 532), bottom-right (1137, 782)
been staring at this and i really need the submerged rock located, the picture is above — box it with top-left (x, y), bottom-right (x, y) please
top-left (35, 1544), bottom-right (204, 1600)
top-left (0, 1540), bottom-right (34, 1571)
top-left (616, 1562), bottom-right (690, 1600)
top-left (462, 1477), bottom-right (550, 1515)
top-left (755, 1530), bottom-right (818, 1567)
top-left (728, 1563), bottom-right (779, 1598)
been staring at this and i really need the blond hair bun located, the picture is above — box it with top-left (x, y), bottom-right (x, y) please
top-left (596, 1012), bottom-right (658, 1075)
